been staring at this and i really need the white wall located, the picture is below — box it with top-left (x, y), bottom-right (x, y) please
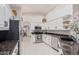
top-left (23, 14), bottom-right (44, 30)
top-left (73, 4), bottom-right (79, 22)
top-left (46, 4), bottom-right (73, 30)
top-left (73, 5), bottom-right (79, 43)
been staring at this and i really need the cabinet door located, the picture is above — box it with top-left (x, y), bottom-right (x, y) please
top-left (0, 5), bottom-right (5, 28)
top-left (0, 5), bottom-right (10, 30)
top-left (4, 5), bottom-right (10, 29)
top-left (43, 34), bottom-right (51, 46)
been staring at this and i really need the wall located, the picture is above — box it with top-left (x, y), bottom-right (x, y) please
top-left (22, 14), bottom-right (44, 30)
top-left (73, 4), bottom-right (79, 22)
top-left (73, 4), bottom-right (79, 43)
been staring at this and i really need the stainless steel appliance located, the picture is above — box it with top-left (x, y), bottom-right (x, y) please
top-left (34, 26), bottom-right (43, 43)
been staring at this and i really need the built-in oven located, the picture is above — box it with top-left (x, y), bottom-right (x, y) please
top-left (34, 26), bottom-right (43, 43)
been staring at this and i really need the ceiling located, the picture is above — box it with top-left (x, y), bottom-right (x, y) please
top-left (11, 4), bottom-right (57, 15)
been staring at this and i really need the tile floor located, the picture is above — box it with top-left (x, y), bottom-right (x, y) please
top-left (20, 35), bottom-right (62, 55)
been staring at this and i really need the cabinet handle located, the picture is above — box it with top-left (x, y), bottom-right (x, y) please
top-left (4, 21), bottom-right (8, 27)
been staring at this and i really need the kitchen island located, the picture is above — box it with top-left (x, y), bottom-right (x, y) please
top-left (0, 40), bottom-right (19, 55)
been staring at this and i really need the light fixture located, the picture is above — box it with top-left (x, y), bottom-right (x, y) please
top-left (42, 15), bottom-right (47, 23)
top-left (12, 9), bottom-right (17, 16)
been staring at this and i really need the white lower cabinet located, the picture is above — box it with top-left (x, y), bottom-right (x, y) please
top-left (43, 34), bottom-right (63, 54)
top-left (51, 37), bottom-right (59, 49)
top-left (43, 35), bottom-right (59, 49)
top-left (43, 34), bottom-right (51, 46)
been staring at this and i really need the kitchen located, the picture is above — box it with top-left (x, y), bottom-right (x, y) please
top-left (0, 4), bottom-right (79, 55)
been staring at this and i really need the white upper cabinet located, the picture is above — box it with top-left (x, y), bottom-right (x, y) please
top-left (46, 4), bottom-right (73, 30)
top-left (0, 5), bottom-right (4, 28)
top-left (0, 4), bottom-right (11, 30)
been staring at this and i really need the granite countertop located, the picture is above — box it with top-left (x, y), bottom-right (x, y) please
top-left (32, 30), bottom-right (77, 41)
top-left (32, 30), bottom-right (79, 54)
top-left (0, 40), bottom-right (18, 55)
top-left (32, 30), bottom-right (69, 36)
